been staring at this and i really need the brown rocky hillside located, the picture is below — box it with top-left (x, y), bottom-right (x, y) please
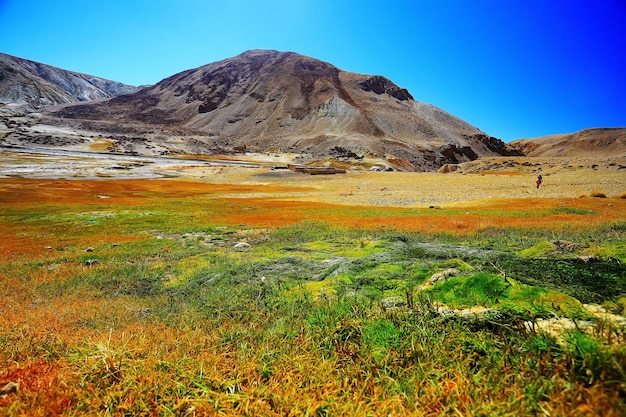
top-left (40, 50), bottom-right (520, 171)
top-left (510, 128), bottom-right (626, 157)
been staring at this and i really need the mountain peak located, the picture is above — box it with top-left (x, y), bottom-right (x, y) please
top-left (3, 50), bottom-right (518, 170)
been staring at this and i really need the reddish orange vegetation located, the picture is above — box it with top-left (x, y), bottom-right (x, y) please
top-left (209, 196), bottom-right (625, 234)
top-left (0, 226), bottom-right (143, 262)
top-left (0, 178), bottom-right (304, 205)
top-left (0, 178), bottom-right (305, 261)
top-left (1, 177), bottom-right (624, 415)
top-left (1, 179), bottom-right (624, 246)
top-left (0, 360), bottom-right (74, 415)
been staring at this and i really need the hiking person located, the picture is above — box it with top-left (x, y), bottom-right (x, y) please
top-left (536, 175), bottom-right (543, 189)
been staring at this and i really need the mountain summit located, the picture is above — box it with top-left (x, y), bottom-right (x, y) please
top-left (40, 50), bottom-right (518, 170)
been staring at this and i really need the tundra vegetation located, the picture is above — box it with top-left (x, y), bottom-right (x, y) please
top-left (1, 177), bottom-right (625, 416)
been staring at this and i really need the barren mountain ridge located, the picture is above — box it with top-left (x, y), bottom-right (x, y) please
top-left (0, 52), bottom-right (138, 110)
top-left (39, 50), bottom-right (520, 170)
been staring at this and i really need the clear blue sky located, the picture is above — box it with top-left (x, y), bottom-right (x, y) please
top-left (1, 0), bottom-right (624, 142)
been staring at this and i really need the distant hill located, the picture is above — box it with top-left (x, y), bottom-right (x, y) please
top-left (0, 52), bottom-right (138, 110)
top-left (510, 128), bottom-right (626, 157)
top-left (39, 50), bottom-right (520, 170)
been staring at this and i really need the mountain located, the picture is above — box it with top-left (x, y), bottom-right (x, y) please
top-left (39, 50), bottom-right (520, 170)
top-left (510, 128), bottom-right (626, 157)
top-left (0, 52), bottom-right (138, 111)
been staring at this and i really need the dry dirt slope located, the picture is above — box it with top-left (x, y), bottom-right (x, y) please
top-left (510, 127), bottom-right (626, 157)
top-left (40, 50), bottom-right (520, 170)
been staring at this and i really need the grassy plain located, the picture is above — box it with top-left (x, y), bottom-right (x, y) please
top-left (1, 158), bottom-right (626, 416)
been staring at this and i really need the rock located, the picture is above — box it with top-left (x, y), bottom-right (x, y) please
top-left (437, 164), bottom-right (460, 173)
top-left (550, 240), bottom-right (586, 252)
top-left (125, 306), bottom-right (152, 316)
top-left (138, 307), bottom-right (151, 316)
top-left (0, 381), bottom-right (18, 396)
top-left (85, 247), bottom-right (94, 252)
top-left (84, 259), bottom-right (99, 266)
top-left (234, 242), bottom-right (250, 250)
top-left (429, 268), bottom-right (460, 284)
top-left (380, 296), bottom-right (405, 310)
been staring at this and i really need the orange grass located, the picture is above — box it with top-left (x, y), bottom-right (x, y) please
top-left (1, 178), bottom-right (624, 263)
top-left (210, 196), bottom-right (625, 233)
top-left (2, 178), bottom-right (623, 230)
top-left (1, 177), bottom-right (625, 415)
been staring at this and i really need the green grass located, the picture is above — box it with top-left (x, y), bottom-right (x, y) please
top-left (2, 194), bottom-right (626, 415)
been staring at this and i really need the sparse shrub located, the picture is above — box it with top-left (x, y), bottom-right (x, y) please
top-left (618, 192), bottom-right (626, 199)
top-left (590, 190), bottom-right (607, 198)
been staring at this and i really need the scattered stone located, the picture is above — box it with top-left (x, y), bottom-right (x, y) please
top-left (125, 306), bottom-right (152, 316)
top-left (84, 259), bottom-right (99, 266)
top-left (437, 164), bottom-right (460, 174)
top-left (0, 381), bottom-right (18, 396)
top-left (524, 318), bottom-right (589, 341)
top-left (380, 296), bottom-right (405, 310)
top-left (550, 240), bottom-right (586, 252)
top-left (234, 242), bottom-right (250, 250)
top-left (138, 307), bottom-right (152, 316)
top-left (85, 247), bottom-right (94, 252)
top-left (156, 235), bottom-right (163, 240)
top-left (429, 268), bottom-right (460, 284)
top-left (583, 304), bottom-right (626, 327)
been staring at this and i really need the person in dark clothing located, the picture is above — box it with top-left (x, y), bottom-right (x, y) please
top-left (536, 175), bottom-right (543, 189)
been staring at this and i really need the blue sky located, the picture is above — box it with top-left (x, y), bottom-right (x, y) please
top-left (1, 0), bottom-right (624, 142)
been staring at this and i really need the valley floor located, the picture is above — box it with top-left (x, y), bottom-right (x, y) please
top-left (1, 148), bottom-right (625, 416)
top-left (1, 148), bottom-right (625, 207)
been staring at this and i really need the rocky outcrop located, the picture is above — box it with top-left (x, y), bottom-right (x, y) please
top-left (356, 75), bottom-right (413, 101)
top-left (437, 163), bottom-right (460, 173)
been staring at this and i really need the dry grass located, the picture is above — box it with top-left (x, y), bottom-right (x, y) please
top-left (1, 157), bottom-right (625, 416)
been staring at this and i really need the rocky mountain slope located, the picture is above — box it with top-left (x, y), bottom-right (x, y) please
top-left (38, 50), bottom-right (520, 170)
top-left (0, 52), bottom-right (138, 111)
top-left (509, 128), bottom-right (626, 157)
